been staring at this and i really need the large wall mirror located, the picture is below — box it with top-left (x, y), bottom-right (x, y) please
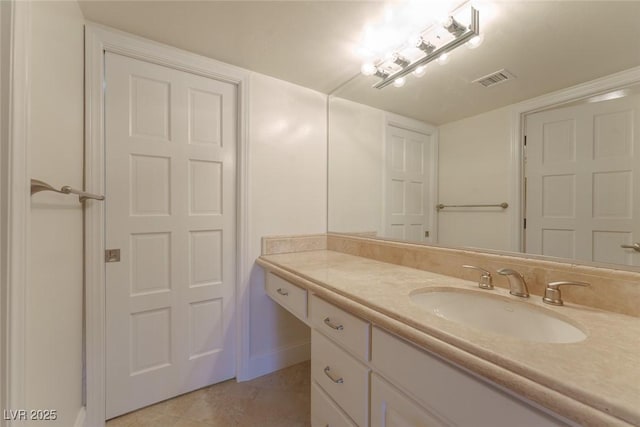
top-left (328, 1), bottom-right (640, 270)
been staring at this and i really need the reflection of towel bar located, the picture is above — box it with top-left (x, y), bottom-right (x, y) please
top-left (30, 179), bottom-right (105, 203)
top-left (437, 202), bottom-right (508, 210)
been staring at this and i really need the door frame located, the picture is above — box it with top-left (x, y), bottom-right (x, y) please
top-left (508, 66), bottom-right (640, 253)
top-left (84, 24), bottom-right (251, 426)
top-left (383, 113), bottom-right (439, 243)
top-left (1, 2), bottom-right (30, 427)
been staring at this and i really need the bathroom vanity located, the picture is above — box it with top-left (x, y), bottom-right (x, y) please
top-left (257, 234), bottom-right (640, 427)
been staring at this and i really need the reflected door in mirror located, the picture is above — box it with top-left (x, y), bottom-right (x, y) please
top-left (525, 94), bottom-right (640, 266)
top-left (385, 125), bottom-right (434, 243)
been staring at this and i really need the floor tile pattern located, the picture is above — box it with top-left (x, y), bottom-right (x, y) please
top-left (106, 361), bottom-right (311, 427)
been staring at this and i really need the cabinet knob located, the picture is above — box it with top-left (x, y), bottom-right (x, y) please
top-left (276, 288), bottom-right (288, 296)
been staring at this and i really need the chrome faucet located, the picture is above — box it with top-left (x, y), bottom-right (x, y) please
top-left (497, 268), bottom-right (529, 298)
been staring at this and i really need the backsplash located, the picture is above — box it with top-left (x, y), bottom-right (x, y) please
top-left (327, 234), bottom-right (640, 317)
top-left (262, 234), bottom-right (327, 255)
top-left (261, 233), bottom-right (639, 317)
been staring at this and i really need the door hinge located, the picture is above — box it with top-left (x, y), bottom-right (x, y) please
top-left (424, 231), bottom-right (430, 238)
top-left (524, 218), bottom-right (527, 229)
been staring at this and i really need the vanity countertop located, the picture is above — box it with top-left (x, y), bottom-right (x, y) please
top-left (257, 250), bottom-right (640, 427)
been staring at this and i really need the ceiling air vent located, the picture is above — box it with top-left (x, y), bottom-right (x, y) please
top-left (473, 69), bottom-right (516, 88)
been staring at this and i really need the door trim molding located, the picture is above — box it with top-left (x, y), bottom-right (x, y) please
top-left (383, 113), bottom-right (439, 243)
top-left (84, 23), bottom-right (251, 426)
top-left (509, 66), bottom-right (640, 252)
top-left (1, 2), bottom-right (31, 426)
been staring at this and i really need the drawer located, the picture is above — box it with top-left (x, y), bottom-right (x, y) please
top-left (310, 295), bottom-right (370, 361)
top-left (265, 272), bottom-right (307, 321)
top-left (371, 327), bottom-right (572, 427)
top-left (312, 330), bottom-right (369, 427)
top-left (311, 381), bottom-right (357, 427)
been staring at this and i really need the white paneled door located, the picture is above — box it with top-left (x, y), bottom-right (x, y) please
top-left (525, 93), bottom-right (640, 266)
top-left (104, 52), bottom-right (237, 418)
top-left (385, 125), bottom-right (433, 243)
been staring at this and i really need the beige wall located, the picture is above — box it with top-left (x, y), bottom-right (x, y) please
top-left (27, 1), bottom-right (85, 426)
top-left (437, 106), bottom-right (512, 251)
top-left (247, 73), bottom-right (327, 377)
top-left (328, 97), bottom-right (385, 235)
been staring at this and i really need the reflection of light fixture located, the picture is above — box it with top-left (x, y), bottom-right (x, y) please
top-left (360, 5), bottom-right (481, 89)
top-left (360, 62), bottom-right (377, 76)
top-left (437, 53), bottom-right (450, 65)
top-left (467, 34), bottom-right (484, 49)
top-left (586, 89), bottom-right (630, 103)
top-left (393, 77), bottom-right (406, 88)
top-left (413, 65), bottom-right (427, 77)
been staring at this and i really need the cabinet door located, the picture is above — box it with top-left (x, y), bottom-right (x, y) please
top-left (312, 381), bottom-right (357, 427)
top-left (372, 327), bottom-right (575, 427)
top-left (371, 374), bottom-right (451, 427)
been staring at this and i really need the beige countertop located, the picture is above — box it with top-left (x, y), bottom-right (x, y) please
top-left (257, 250), bottom-right (640, 427)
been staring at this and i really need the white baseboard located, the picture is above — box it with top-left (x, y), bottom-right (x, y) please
top-left (73, 407), bottom-right (86, 427)
top-left (245, 340), bottom-right (310, 381)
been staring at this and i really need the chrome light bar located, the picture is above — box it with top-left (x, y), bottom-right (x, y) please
top-left (373, 7), bottom-right (480, 89)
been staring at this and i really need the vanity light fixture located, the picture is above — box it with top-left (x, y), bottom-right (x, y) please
top-left (363, 6), bottom-right (480, 89)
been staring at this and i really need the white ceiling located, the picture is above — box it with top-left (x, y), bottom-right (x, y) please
top-left (79, 1), bottom-right (640, 125)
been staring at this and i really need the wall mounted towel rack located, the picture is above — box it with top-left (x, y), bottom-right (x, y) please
top-left (30, 179), bottom-right (105, 203)
top-left (437, 202), bottom-right (508, 211)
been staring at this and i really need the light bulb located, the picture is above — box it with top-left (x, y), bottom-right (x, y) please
top-left (413, 65), bottom-right (427, 78)
top-left (467, 34), bottom-right (484, 49)
top-left (361, 62), bottom-right (377, 76)
top-left (393, 77), bottom-right (406, 88)
top-left (437, 53), bottom-right (450, 65)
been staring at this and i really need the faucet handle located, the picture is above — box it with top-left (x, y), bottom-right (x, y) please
top-left (543, 281), bottom-right (590, 306)
top-left (462, 265), bottom-right (494, 290)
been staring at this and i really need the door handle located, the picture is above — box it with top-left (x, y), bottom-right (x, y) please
top-left (620, 243), bottom-right (640, 252)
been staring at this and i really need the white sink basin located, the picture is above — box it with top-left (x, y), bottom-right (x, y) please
top-left (410, 288), bottom-right (587, 343)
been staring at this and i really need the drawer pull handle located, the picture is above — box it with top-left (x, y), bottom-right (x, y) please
top-left (276, 288), bottom-right (288, 296)
top-left (323, 317), bottom-right (344, 331)
top-left (323, 366), bottom-right (344, 384)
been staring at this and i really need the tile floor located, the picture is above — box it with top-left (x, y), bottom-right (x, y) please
top-left (106, 361), bottom-right (311, 427)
